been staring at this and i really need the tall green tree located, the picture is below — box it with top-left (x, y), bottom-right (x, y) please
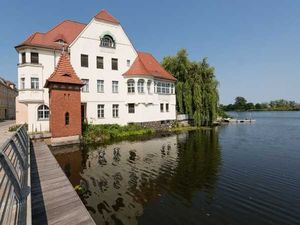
top-left (162, 49), bottom-right (219, 126)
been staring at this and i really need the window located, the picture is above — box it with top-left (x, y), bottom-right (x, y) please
top-left (112, 81), bottom-right (119, 93)
top-left (166, 103), bottom-right (169, 112)
top-left (137, 79), bottom-right (145, 93)
top-left (100, 35), bottom-right (115, 48)
top-left (128, 103), bottom-right (135, 113)
top-left (81, 54), bottom-right (88, 67)
top-left (97, 80), bottom-right (104, 93)
top-left (156, 82), bottom-right (171, 94)
top-left (20, 78), bottom-right (25, 89)
top-left (171, 84), bottom-right (174, 94)
top-left (65, 112), bottom-right (70, 125)
top-left (112, 104), bottom-right (119, 118)
top-left (147, 80), bottom-right (152, 93)
top-left (97, 104), bottom-right (104, 118)
top-left (112, 58), bottom-right (118, 70)
top-left (127, 59), bottom-right (131, 67)
top-left (97, 56), bottom-right (104, 69)
top-left (37, 105), bottom-right (49, 120)
top-left (21, 53), bottom-right (26, 64)
top-left (127, 79), bottom-right (135, 93)
top-left (160, 103), bottom-right (164, 112)
top-left (81, 79), bottom-right (89, 92)
top-left (31, 77), bottom-right (39, 89)
top-left (31, 52), bottom-right (39, 64)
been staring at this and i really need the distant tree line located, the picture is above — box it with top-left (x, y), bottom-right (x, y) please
top-left (162, 49), bottom-right (219, 126)
top-left (221, 96), bottom-right (300, 111)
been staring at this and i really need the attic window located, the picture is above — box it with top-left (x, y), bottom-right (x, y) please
top-left (63, 73), bottom-right (70, 77)
top-left (55, 39), bottom-right (66, 44)
top-left (100, 35), bottom-right (115, 48)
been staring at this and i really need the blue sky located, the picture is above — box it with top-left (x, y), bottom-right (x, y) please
top-left (0, 0), bottom-right (299, 104)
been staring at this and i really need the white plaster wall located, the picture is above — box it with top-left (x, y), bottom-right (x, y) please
top-left (16, 18), bottom-right (176, 131)
top-left (17, 48), bottom-right (60, 131)
top-left (70, 19), bottom-right (176, 125)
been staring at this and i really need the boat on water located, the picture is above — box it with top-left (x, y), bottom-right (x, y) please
top-left (222, 118), bottom-right (256, 123)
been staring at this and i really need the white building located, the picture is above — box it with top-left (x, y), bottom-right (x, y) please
top-left (15, 10), bottom-right (176, 133)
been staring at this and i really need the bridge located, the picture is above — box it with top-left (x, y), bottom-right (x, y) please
top-left (0, 124), bottom-right (95, 225)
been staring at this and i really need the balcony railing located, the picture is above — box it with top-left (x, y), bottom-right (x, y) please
top-left (18, 89), bottom-right (44, 103)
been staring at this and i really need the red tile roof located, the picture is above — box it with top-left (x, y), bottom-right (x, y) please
top-left (94, 10), bottom-right (120, 24)
top-left (16, 20), bottom-right (86, 50)
top-left (123, 52), bottom-right (177, 81)
top-left (45, 53), bottom-right (83, 87)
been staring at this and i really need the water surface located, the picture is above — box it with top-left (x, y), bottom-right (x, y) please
top-left (54, 112), bottom-right (300, 225)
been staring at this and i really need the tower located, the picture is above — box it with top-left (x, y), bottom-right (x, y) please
top-left (45, 53), bottom-right (84, 142)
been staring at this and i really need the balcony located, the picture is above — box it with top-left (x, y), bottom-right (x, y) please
top-left (18, 89), bottom-right (44, 103)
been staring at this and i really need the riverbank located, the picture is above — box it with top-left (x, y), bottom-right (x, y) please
top-left (82, 123), bottom-right (205, 145)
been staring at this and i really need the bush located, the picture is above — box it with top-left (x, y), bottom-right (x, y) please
top-left (82, 123), bottom-right (154, 144)
top-left (9, 123), bottom-right (28, 132)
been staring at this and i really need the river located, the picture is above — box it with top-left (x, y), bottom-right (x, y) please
top-left (53, 111), bottom-right (300, 225)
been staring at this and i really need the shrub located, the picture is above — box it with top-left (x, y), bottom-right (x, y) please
top-left (82, 123), bottom-right (154, 144)
top-left (9, 123), bottom-right (28, 132)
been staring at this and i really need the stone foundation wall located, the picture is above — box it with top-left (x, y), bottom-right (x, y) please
top-left (133, 120), bottom-right (176, 130)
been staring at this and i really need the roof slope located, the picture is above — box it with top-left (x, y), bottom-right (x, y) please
top-left (16, 20), bottom-right (86, 49)
top-left (123, 52), bottom-right (177, 81)
top-left (94, 10), bottom-right (120, 24)
top-left (45, 53), bottom-right (83, 87)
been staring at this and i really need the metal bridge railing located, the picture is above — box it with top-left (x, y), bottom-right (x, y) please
top-left (0, 124), bottom-right (31, 225)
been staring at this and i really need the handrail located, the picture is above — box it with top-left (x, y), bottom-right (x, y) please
top-left (0, 124), bottom-right (30, 225)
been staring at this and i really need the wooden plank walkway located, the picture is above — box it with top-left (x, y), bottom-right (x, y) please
top-left (30, 141), bottom-right (96, 225)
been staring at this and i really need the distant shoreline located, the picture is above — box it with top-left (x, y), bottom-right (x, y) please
top-left (225, 109), bottom-right (300, 112)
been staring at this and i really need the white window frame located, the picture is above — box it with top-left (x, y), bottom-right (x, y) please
top-left (20, 77), bottom-right (25, 90)
top-left (31, 77), bottom-right (39, 89)
top-left (97, 104), bottom-right (105, 118)
top-left (128, 103), bottom-right (135, 114)
top-left (37, 105), bottom-right (49, 120)
top-left (112, 81), bottom-right (119, 93)
top-left (112, 104), bottom-right (119, 118)
top-left (97, 80), bottom-right (104, 93)
top-left (81, 79), bottom-right (89, 92)
top-left (127, 79), bottom-right (135, 93)
top-left (137, 79), bottom-right (145, 93)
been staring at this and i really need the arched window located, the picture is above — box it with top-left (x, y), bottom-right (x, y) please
top-left (137, 79), bottom-right (145, 93)
top-left (147, 80), bottom-right (152, 93)
top-left (127, 79), bottom-right (135, 93)
top-left (100, 35), bottom-right (115, 48)
top-left (37, 105), bottom-right (49, 120)
top-left (65, 112), bottom-right (69, 125)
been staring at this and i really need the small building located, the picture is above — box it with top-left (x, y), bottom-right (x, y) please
top-left (0, 77), bottom-right (17, 120)
top-left (15, 9), bottom-right (177, 136)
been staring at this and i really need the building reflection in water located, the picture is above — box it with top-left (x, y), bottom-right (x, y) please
top-left (54, 130), bottom-right (221, 225)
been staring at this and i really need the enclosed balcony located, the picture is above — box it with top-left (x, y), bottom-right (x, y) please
top-left (18, 89), bottom-right (44, 103)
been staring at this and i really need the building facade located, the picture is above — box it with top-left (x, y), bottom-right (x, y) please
top-left (15, 10), bottom-right (176, 133)
top-left (0, 77), bottom-right (17, 120)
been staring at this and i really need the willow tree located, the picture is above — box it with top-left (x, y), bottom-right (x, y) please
top-left (162, 49), bottom-right (219, 126)
top-left (176, 82), bottom-right (184, 113)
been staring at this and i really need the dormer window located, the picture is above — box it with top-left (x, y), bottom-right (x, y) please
top-left (100, 35), bottom-right (115, 48)
top-left (55, 39), bottom-right (65, 44)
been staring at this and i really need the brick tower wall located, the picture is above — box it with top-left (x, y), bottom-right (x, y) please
top-left (49, 88), bottom-right (81, 138)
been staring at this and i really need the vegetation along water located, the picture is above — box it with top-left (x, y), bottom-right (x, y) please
top-left (53, 111), bottom-right (300, 225)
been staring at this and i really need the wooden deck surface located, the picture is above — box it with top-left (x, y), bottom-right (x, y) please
top-left (31, 141), bottom-right (96, 225)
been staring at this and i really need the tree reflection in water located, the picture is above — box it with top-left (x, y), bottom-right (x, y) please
top-left (54, 130), bottom-right (221, 225)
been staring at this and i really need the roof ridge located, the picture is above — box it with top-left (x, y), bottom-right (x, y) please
top-left (63, 19), bottom-right (87, 26)
top-left (94, 9), bottom-right (120, 24)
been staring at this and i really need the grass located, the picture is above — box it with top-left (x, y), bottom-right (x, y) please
top-left (82, 123), bottom-right (155, 144)
top-left (9, 123), bottom-right (28, 132)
